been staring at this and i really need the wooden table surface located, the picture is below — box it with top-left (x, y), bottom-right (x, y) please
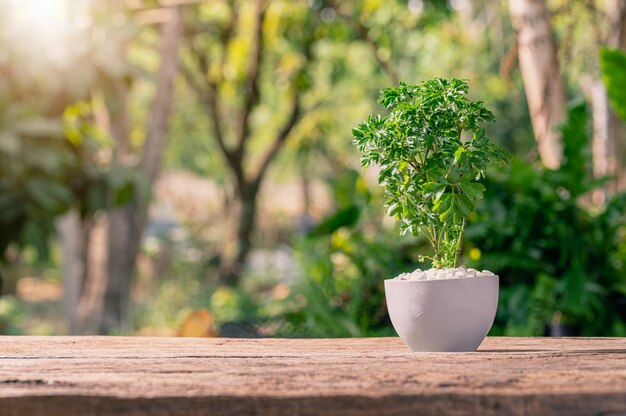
top-left (1, 336), bottom-right (626, 415)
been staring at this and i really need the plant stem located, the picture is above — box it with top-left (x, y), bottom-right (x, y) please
top-left (454, 218), bottom-right (467, 267)
top-left (422, 226), bottom-right (436, 254)
top-left (434, 224), bottom-right (444, 268)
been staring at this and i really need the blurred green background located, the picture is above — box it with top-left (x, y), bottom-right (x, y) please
top-left (1, 0), bottom-right (626, 338)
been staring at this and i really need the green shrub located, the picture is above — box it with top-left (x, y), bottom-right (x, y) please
top-left (466, 102), bottom-right (626, 336)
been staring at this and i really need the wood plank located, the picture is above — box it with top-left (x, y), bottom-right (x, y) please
top-left (1, 337), bottom-right (625, 415)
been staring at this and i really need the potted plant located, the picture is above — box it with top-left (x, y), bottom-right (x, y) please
top-left (352, 78), bottom-right (510, 351)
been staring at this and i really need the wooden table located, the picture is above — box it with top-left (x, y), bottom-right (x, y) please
top-left (1, 337), bottom-right (625, 415)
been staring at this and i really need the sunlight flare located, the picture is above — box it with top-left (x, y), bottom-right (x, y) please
top-left (3, 0), bottom-right (73, 63)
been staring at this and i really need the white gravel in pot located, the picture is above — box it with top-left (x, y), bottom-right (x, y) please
top-left (394, 266), bottom-right (496, 281)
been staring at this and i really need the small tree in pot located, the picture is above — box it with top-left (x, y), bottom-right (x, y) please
top-left (353, 78), bottom-right (510, 351)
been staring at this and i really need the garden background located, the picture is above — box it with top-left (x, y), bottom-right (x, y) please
top-left (1, 0), bottom-right (626, 338)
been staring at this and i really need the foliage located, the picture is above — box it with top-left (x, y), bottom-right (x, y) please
top-left (0, 102), bottom-right (140, 262)
top-left (282, 169), bottom-right (416, 337)
top-left (600, 47), bottom-right (626, 122)
top-left (353, 78), bottom-right (510, 268)
top-left (283, 231), bottom-right (403, 337)
top-left (466, 102), bottom-right (626, 336)
top-left (0, 296), bottom-right (26, 335)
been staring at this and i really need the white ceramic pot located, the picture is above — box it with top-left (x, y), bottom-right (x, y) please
top-left (384, 275), bottom-right (498, 352)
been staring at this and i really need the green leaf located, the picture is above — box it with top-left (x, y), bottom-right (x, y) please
top-left (557, 101), bottom-right (590, 196)
top-left (86, 184), bottom-right (107, 213)
top-left (454, 193), bottom-right (474, 218)
top-left (20, 220), bottom-right (50, 262)
top-left (439, 205), bottom-right (455, 222)
top-left (115, 181), bottom-right (135, 206)
top-left (25, 180), bottom-right (58, 211)
top-left (385, 201), bottom-right (400, 216)
top-left (422, 182), bottom-right (447, 201)
top-left (307, 205), bottom-right (361, 238)
top-left (461, 180), bottom-right (485, 202)
top-left (433, 192), bottom-right (452, 214)
top-left (600, 48), bottom-right (626, 122)
top-left (453, 145), bottom-right (465, 161)
top-left (447, 166), bottom-right (461, 184)
top-left (351, 125), bottom-right (365, 140)
top-left (471, 128), bottom-right (485, 146)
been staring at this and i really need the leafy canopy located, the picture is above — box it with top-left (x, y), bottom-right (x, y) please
top-left (352, 78), bottom-right (509, 269)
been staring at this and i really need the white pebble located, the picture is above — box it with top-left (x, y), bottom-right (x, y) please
top-left (394, 267), bottom-right (496, 280)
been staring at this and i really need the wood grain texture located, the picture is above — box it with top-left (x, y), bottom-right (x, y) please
top-left (1, 337), bottom-right (626, 415)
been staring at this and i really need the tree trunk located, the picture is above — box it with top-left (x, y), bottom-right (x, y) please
top-left (102, 205), bottom-right (138, 334)
top-left (606, 0), bottom-right (626, 193)
top-left (236, 184), bottom-right (259, 275)
top-left (101, 6), bottom-right (183, 334)
top-left (509, 0), bottom-right (567, 169)
top-left (57, 211), bottom-right (88, 334)
top-left (584, 0), bottom-right (626, 203)
top-left (78, 214), bottom-right (108, 334)
top-left (582, 77), bottom-right (612, 204)
top-left (101, 69), bottom-right (132, 334)
top-left (221, 181), bottom-right (259, 286)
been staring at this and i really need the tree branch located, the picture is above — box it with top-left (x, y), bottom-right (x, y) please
top-left (234, 0), bottom-right (265, 159)
top-left (182, 45), bottom-right (237, 174)
top-left (179, 57), bottom-right (206, 98)
top-left (253, 92), bottom-right (301, 188)
top-left (220, 1), bottom-right (239, 46)
top-left (182, 8), bottom-right (251, 189)
top-left (250, 27), bottom-right (315, 189)
top-left (206, 81), bottom-right (237, 168)
top-left (355, 23), bottom-right (399, 84)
